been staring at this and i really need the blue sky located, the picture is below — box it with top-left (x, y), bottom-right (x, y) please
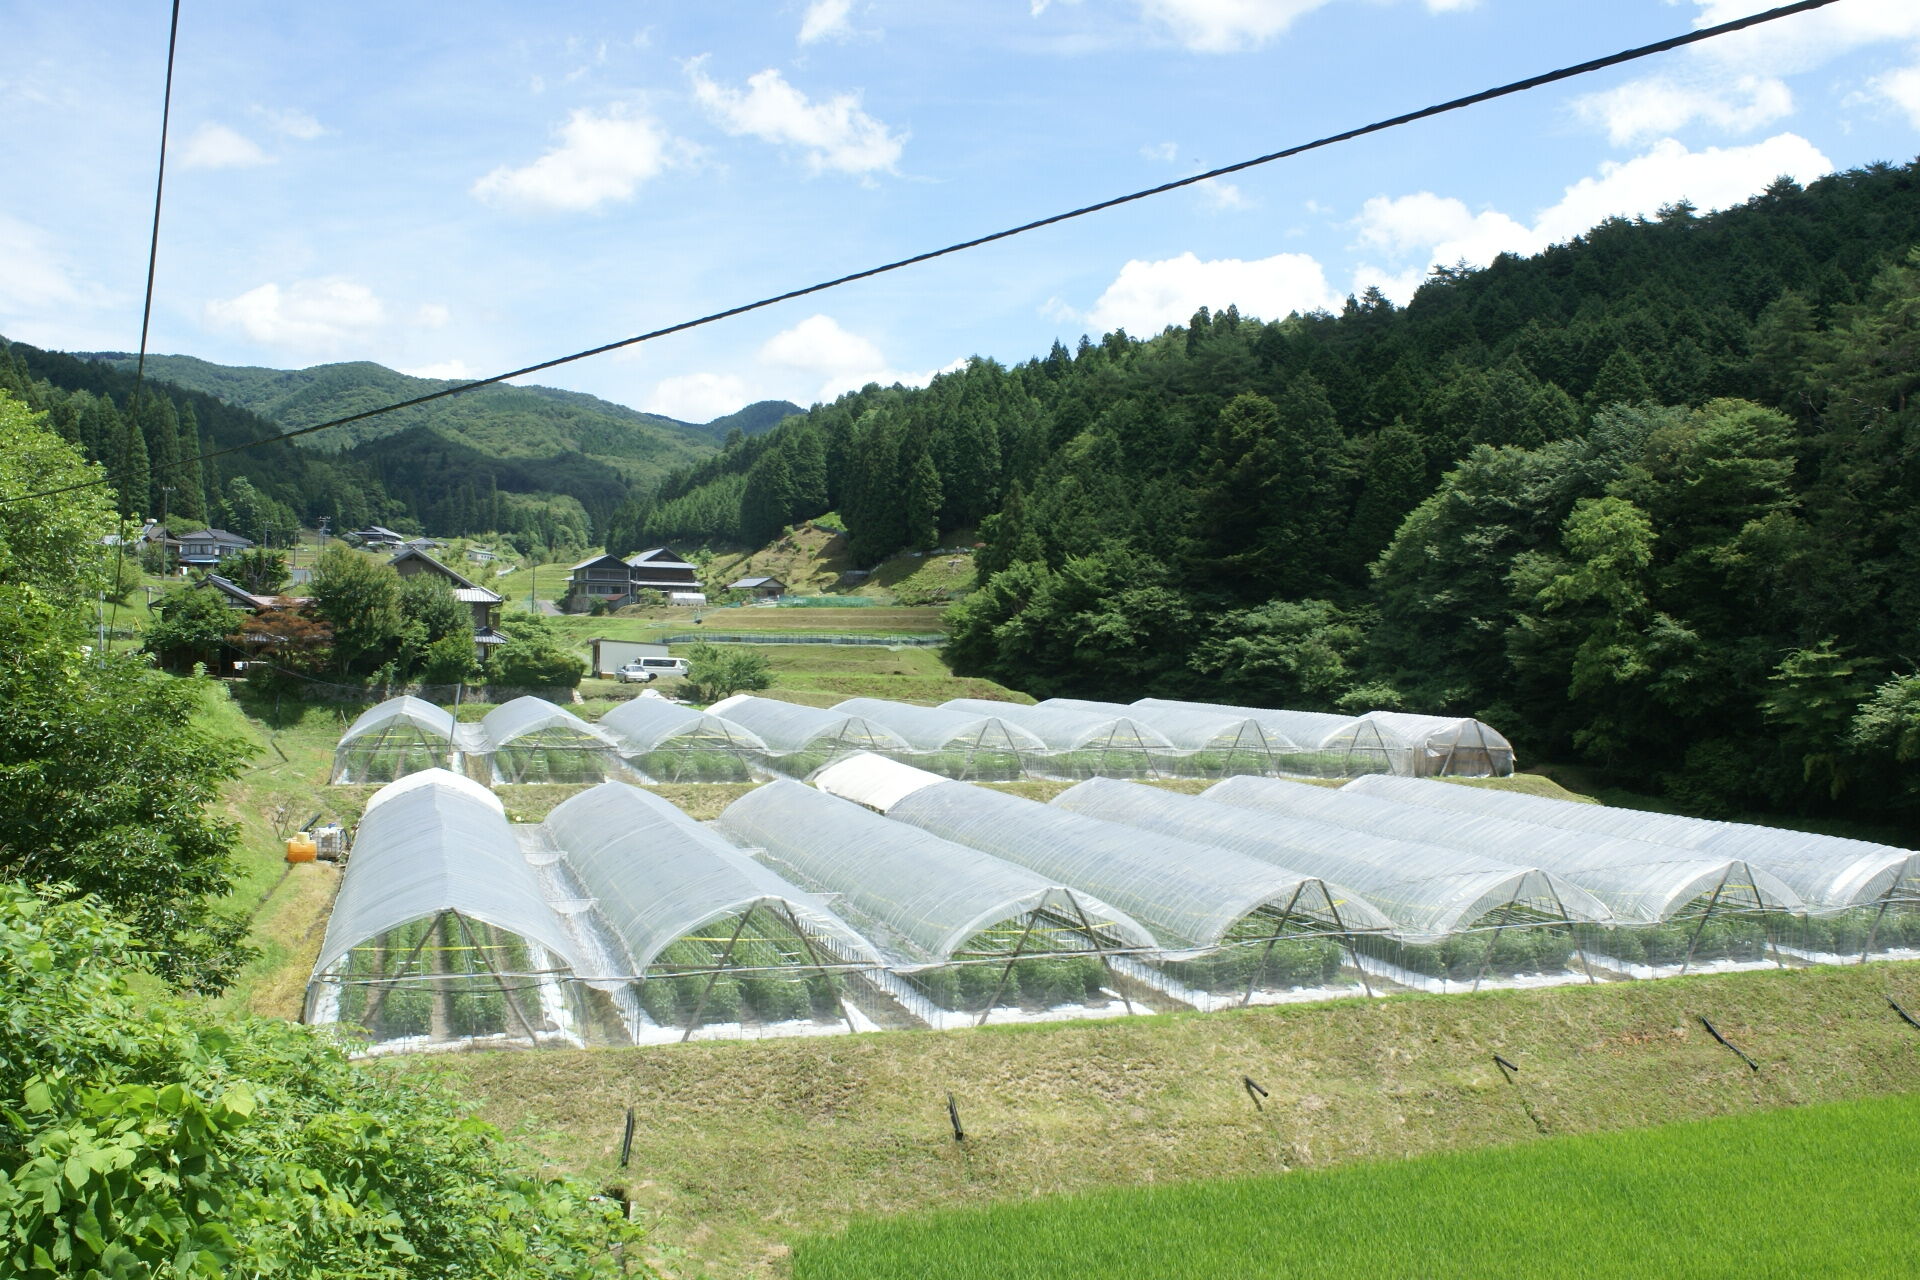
top-left (3, 0), bottom-right (1918, 424)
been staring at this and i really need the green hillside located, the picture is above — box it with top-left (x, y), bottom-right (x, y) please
top-left (87, 352), bottom-right (716, 480)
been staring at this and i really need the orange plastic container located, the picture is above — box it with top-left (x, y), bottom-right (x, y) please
top-left (285, 835), bottom-right (318, 863)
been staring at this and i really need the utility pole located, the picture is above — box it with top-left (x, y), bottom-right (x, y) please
top-left (529, 564), bottom-right (537, 614)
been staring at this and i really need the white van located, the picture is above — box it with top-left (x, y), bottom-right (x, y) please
top-left (616, 656), bottom-right (690, 683)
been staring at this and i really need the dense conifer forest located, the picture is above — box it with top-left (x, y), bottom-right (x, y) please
top-left (610, 160), bottom-right (1920, 827)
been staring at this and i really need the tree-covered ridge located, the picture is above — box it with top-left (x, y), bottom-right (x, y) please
top-left (611, 159), bottom-right (1920, 827)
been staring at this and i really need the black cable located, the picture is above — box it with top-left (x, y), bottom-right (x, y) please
top-left (5, 0), bottom-right (1843, 510)
top-left (106, 0), bottom-right (183, 649)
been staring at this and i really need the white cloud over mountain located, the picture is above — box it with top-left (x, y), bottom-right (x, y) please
top-left (689, 63), bottom-right (904, 176)
top-left (471, 108), bottom-right (683, 212)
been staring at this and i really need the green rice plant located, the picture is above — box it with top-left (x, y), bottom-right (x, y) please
top-left (790, 1094), bottom-right (1920, 1280)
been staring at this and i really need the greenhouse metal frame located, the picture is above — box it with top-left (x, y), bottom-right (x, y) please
top-left (940, 699), bottom-right (1176, 778)
top-left (1132, 698), bottom-right (1515, 778)
top-left (1043, 698), bottom-right (1298, 778)
top-left (1344, 774), bottom-right (1920, 958)
top-left (831, 697), bottom-right (1046, 781)
top-left (331, 695), bottom-right (457, 784)
top-left (473, 696), bottom-right (625, 785)
top-left (306, 774), bottom-right (591, 1048)
top-left (717, 778), bottom-right (1160, 1024)
top-left (707, 694), bottom-right (910, 774)
top-left (546, 781), bottom-right (880, 1041)
top-left (1053, 777), bottom-right (1611, 992)
top-left (597, 696), bottom-right (769, 783)
top-left (1207, 776), bottom-right (1804, 975)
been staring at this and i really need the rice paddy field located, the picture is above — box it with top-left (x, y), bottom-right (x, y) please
top-left (793, 1092), bottom-right (1920, 1280)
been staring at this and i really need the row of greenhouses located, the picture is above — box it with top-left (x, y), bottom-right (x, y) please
top-left (330, 693), bottom-right (1517, 788)
top-left (308, 758), bottom-right (1920, 1050)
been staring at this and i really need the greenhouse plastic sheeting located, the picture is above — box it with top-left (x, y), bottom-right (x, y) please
top-left (1133, 698), bottom-right (1352, 748)
top-left (1329, 712), bottom-right (1515, 777)
top-left (315, 775), bottom-right (583, 979)
top-left (340, 695), bottom-right (455, 745)
top-left (1206, 776), bottom-right (1803, 924)
top-left (831, 698), bottom-right (1048, 755)
top-left (1052, 778), bottom-right (1597, 940)
top-left (812, 752), bottom-right (952, 811)
top-left (545, 781), bottom-right (880, 973)
top-left (1045, 698), bottom-right (1305, 753)
top-left (360, 766), bottom-right (503, 816)
top-left (598, 697), bottom-right (770, 755)
top-left (939, 699), bottom-right (1175, 753)
top-left (715, 778), bottom-right (1156, 964)
top-left (707, 694), bottom-right (910, 755)
top-left (1344, 775), bottom-right (1920, 910)
top-left (875, 768), bottom-right (1373, 950)
top-left (481, 696), bottom-right (618, 750)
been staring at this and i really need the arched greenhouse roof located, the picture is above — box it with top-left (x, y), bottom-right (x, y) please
top-left (1133, 698), bottom-right (1356, 748)
top-left (715, 779), bottom-right (1156, 965)
top-left (865, 766), bottom-right (1374, 951)
top-left (362, 767), bottom-right (503, 816)
top-left (831, 698), bottom-right (1048, 754)
top-left (545, 782), bottom-right (880, 974)
top-left (812, 751), bottom-right (953, 811)
top-left (1053, 778), bottom-right (1588, 940)
top-left (939, 699), bottom-right (1174, 753)
top-left (315, 775), bottom-right (582, 979)
top-left (707, 695), bottom-right (910, 755)
top-left (1208, 776), bottom-right (1803, 925)
top-left (598, 697), bottom-right (770, 755)
top-left (1329, 712), bottom-right (1515, 775)
top-left (340, 695), bottom-right (455, 745)
top-left (481, 696), bottom-right (617, 751)
top-left (1345, 774), bottom-right (1919, 911)
top-left (1046, 698), bottom-right (1303, 753)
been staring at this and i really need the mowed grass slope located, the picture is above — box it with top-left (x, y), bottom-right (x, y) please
top-left (393, 961), bottom-right (1920, 1278)
top-left (795, 1093), bottom-right (1920, 1280)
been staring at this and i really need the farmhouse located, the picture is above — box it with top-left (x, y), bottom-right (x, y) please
top-left (728, 575), bottom-right (786, 599)
top-left (565, 545), bottom-right (703, 610)
top-left (173, 527), bottom-right (253, 569)
top-left (389, 545), bottom-right (506, 659)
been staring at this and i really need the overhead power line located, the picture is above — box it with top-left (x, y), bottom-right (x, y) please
top-left (4, 0), bottom-right (1843, 510)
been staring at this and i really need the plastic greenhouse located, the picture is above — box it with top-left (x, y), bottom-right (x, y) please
top-left (707, 694), bottom-right (909, 774)
top-left (831, 697), bottom-right (1046, 780)
top-left (1044, 697), bottom-right (1297, 778)
top-left (545, 782), bottom-right (878, 1041)
top-left (331, 696), bottom-right (456, 784)
top-left (1344, 775), bottom-right (1920, 957)
top-left (1053, 778), bottom-right (1611, 992)
top-left (465, 696), bottom-right (624, 784)
top-left (816, 754), bottom-right (1387, 1005)
top-left (1207, 776), bottom-right (1804, 974)
top-left (305, 773), bottom-right (590, 1048)
top-left (1132, 698), bottom-right (1514, 778)
top-left (598, 696), bottom-right (768, 782)
top-left (940, 698), bottom-right (1175, 777)
top-left (717, 779), bottom-right (1159, 1024)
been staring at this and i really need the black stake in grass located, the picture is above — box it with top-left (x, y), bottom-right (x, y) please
top-left (1492, 1053), bottom-right (1520, 1082)
top-left (618, 1107), bottom-right (635, 1169)
top-left (1699, 1016), bottom-right (1759, 1072)
top-left (1491, 1053), bottom-right (1548, 1133)
top-left (1887, 997), bottom-right (1920, 1031)
top-left (946, 1092), bottom-right (965, 1142)
top-left (1242, 1075), bottom-right (1270, 1111)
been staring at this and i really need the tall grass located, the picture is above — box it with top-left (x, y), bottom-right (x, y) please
top-left (795, 1093), bottom-right (1920, 1280)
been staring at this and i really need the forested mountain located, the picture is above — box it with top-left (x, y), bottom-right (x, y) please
top-left (0, 344), bottom-right (728, 553)
top-left (702, 398), bottom-right (806, 441)
top-left (611, 159), bottom-right (1920, 827)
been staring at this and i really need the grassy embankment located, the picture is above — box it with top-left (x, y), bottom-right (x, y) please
top-left (793, 1091), bottom-right (1920, 1280)
top-left (394, 960), bottom-right (1920, 1278)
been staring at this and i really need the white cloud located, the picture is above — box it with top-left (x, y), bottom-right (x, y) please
top-left (799, 0), bottom-right (856, 44)
top-left (251, 105), bottom-right (324, 139)
top-left (1136, 0), bottom-right (1332, 52)
top-left (1199, 178), bottom-right (1251, 209)
top-left (1421, 0), bottom-right (1478, 10)
top-left (1574, 74), bottom-right (1791, 146)
top-left (1870, 55), bottom-right (1920, 128)
top-left (690, 62), bottom-right (904, 175)
top-left (757, 314), bottom-right (960, 401)
top-left (1690, 0), bottom-right (1920, 75)
top-left (0, 214), bottom-right (99, 312)
top-left (1084, 251), bottom-right (1341, 333)
top-left (414, 303), bottom-right (452, 329)
top-left (1349, 133), bottom-right (1833, 304)
top-left (648, 372), bottom-right (754, 422)
top-left (400, 359), bottom-right (477, 381)
top-left (180, 123), bottom-right (271, 170)
top-left (1141, 140), bottom-right (1178, 162)
top-left (204, 278), bottom-right (387, 352)
top-left (471, 107), bottom-right (682, 212)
